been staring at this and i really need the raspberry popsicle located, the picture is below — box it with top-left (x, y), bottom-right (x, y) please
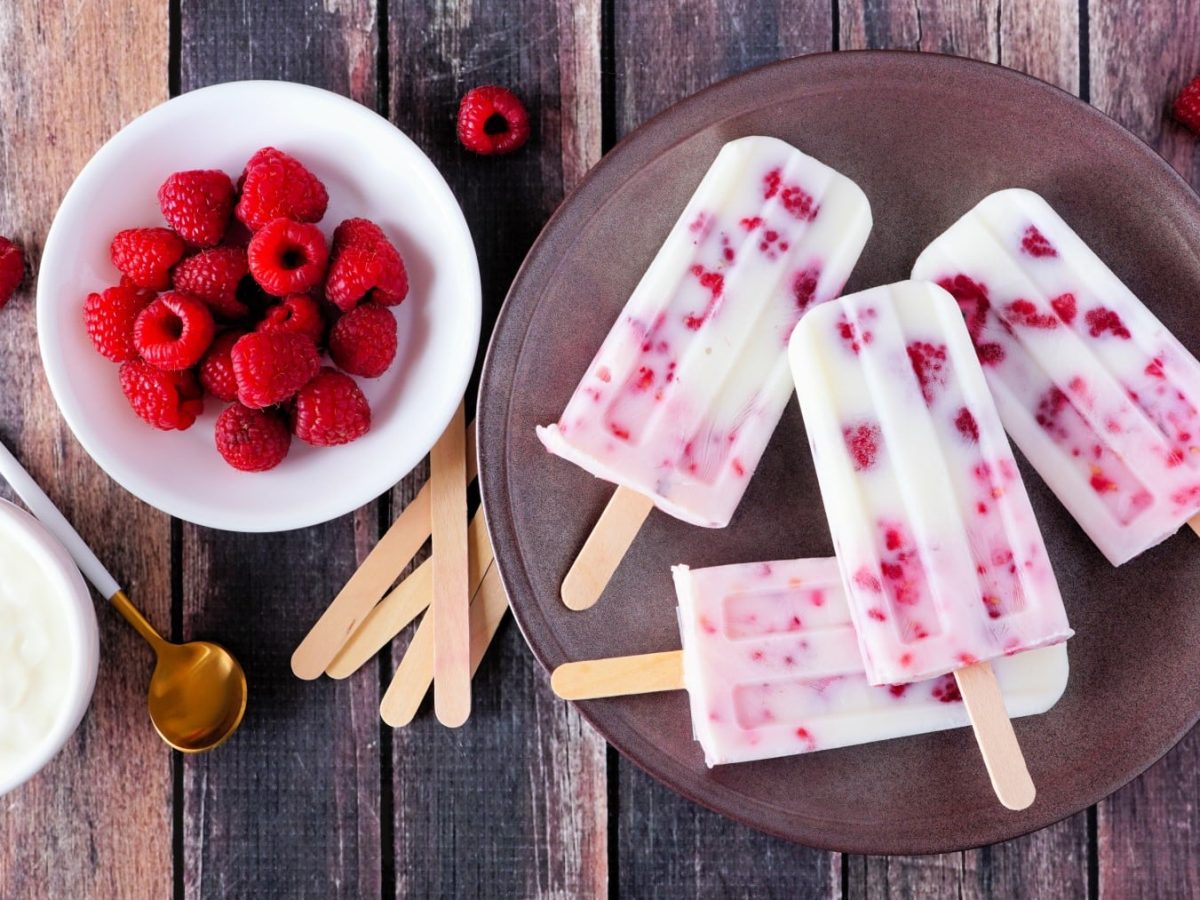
top-left (539, 136), bottom-right (872, 610)
top-left (551, 557), bottom-right (1068, 767)
top-left (913, 189), bottom-right (1200, 565)
top-left (788, 281), bottom-right (1073, 808)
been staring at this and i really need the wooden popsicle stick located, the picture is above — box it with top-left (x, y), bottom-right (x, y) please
top-left (290, 421), bottom-right (478, 680)
top-left (954, 661), bottom-right (1036, 811)
top-left (1188, 512), bottom-right (1200, 537)
top-left (551, 651), bottom-right (685, 700)
top-left (379, 560), bottom-right (509, 728)
top-left (561, 486), bottom-right (655, 611)
top-left (325, 507), bottom-right (495, 679)
top-left (431, 401), bottom-right (471, 727)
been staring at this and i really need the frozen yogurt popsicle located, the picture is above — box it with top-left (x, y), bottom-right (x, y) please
top-left (551, 556), bottom-right (1068, 768)
top-left (788, 281), bottom-right (1072, 686)
top-left (912, 189), bottom-right (1200, 565)
top-left (539, 136), bottom-right (872, 610)
top-left (788, 280), bottom-right (1072, 808)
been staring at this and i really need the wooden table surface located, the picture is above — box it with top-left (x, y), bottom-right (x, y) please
top-left (1, 1), bottom-right (1197, 897)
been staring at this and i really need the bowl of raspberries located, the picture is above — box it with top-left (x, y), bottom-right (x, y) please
top-left (38, 81), bottom-right (480, 532)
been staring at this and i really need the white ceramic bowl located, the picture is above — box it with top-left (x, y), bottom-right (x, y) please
top-left (0, 499), bottom-right (98, 797)
top-left (38, 81), bottom-right (481, 532)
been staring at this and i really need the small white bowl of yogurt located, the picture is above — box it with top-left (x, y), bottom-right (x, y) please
top-left (0, 498), bottom-right (98, 796)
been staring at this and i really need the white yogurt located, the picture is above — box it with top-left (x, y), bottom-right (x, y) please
top-left (0, 500), bottom-right (97, 795)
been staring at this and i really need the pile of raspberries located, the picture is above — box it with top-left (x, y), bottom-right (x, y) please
top-left (83, 147), bottom-right (407, 472)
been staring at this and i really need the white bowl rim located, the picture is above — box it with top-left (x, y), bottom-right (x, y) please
top-left (0, 498), bottom-right (99, 797)
top-left (36, 80), bottom-right (481, 532)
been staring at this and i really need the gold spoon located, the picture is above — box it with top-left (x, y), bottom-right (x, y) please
top-left (0, 441), bottom-right (247, 752)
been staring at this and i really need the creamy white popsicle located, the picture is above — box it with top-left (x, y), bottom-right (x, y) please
top-left (913, 189), bottom-right (1200, 565)
top-left (538, 136), bottom-right (872, 528)
top-left (789, 281), bottom-right (1073, 686)
top-left (675, 557), bottom-right (1068, 767)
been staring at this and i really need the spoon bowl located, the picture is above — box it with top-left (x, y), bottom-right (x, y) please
top-left (149, 640), bottom-right (247, 753)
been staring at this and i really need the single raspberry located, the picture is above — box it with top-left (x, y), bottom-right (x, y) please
top-left (257, 293), bottom-right (325, 344)
top-left (83, 282), bottom-right (156, 362)
top-left (172, 247), bottom-right (250, 318)
top-left (247, 218), bottom-right (328, 296)
top-left (1173, 75), bottom-right (1200, 134)
top-left (119, 360), bottom-right (204, 430)
top-left (158, 169), bottom-right (236, 247)
top-left (134, 292), bottom-right (215, 371)
top-left (291, 368), bottom-right (372, 446)
top-left (109, 228), bottom-right (186, 291)
top-left (198, 330), bottom-right (246, 401)
top-left (231, 331), bottom-right (321, 409)
top-left (235, 147), bottom-right (329, 231)
top-left (456, 85), bottom-right (530, 155)
top-left (325, 218), bottom-right (408, 311)
top-left (215, 403), bottom-right (291, 472)
top-left (0, 237), bottom-right (23, 309)
top-left (329, 302), bottom-right (397, 377)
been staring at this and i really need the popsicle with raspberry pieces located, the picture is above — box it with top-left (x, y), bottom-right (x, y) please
top-left (914, 189), bottom-right (1200, 566)
top-left (789, 281), bottom-right (1073, 809)
top-left (537, 136), bottom-right (872, 611)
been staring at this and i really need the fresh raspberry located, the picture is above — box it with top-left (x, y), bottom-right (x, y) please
top-left (257, 293), bottom-right (325, 344)
top-left (133, 292), bottom-right (215, 371)
top-left (119, 360), bottom-right (204, 430)
top-left (0, 237), bottom-right (23, 309)
top-left (329, 302), bottom-right (397, 377)
top-left (325, 218), bottom-right (408, 311)
top-left (83, 282), bottom-right (156, 362)
top-left (215, 403), bottom-right (291, 472)
top-left (158, 169), bottom-right (236, 247)
top-left (1173, 76), bottom-right (1200, 134)
top-left (198, 330), bottom-right (246, 401)
top-left (291, 368), bottom-right (371, 446)
top-left (230, 331), bottom-right (321, 409)
top-left (247, 218), bottom-right (328, 296)
top-left (109, 228), bottom-right (186, 291)
top-left (456, 85), bottom-right (530, 155)
top-left (235, 147), bottom-right (329, 231)
top-left (172, 247), bottom-right (250, 318)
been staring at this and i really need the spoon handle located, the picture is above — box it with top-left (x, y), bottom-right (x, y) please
top-left (0, 439), bottom-right (121, 599)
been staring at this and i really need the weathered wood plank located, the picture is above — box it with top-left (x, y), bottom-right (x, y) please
top-left (1091, 2), bottom-right (1200, 896)
top-left (841, 0), bottom-right (1078, 93)
top-left (0, 2), bottom-right (172, 897)
top-left (838, 1), bottom-right (1087, 896)
top-left (612, 3), bottom-right (840, 893)
top-left (386, 0), bottom-right (609, 895)
top-left (177, 2), bottom-right (384, 897)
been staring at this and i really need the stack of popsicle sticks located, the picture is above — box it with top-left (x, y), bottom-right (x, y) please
top-left (290, 414), bottom-right (509, 728)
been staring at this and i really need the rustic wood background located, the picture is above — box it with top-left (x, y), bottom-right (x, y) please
top-left (1, 0), bottom-right (1197, 897)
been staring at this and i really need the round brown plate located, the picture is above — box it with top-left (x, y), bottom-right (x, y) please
top-left (477, 51), bottom-right (1200, 854)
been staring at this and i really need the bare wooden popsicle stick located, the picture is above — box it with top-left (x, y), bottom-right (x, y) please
top-left (379, 560), bottom-right (509, 728)
top-left (561, 486), bottom-right (655, 611)
top-left (1187, 512), bottom-right (1200, 538)
top-left (432, 401), bottom-right (471, 726)
top-left (290, 422), bottom-right (478, 680)
top-left (325, 507), bottom-right (495, 679)
top-left (955, 661), bottom-right (1037, 811)
top-left (551, 651), bottom-right (684, 700)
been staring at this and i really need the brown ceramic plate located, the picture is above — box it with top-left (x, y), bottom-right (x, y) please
top-left (477, 51), bottom-right (1200, 854)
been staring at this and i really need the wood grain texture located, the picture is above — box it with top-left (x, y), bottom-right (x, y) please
top-left (847, 815), bottom-right (1089, 899)
top-left (1092, 2), bottom-right (1200, 895)
top-left (387, 0), bottom-right (608, 895)
top-left (177, 1), bottom-right (383, 896)
top-left (612, 2), bottom-right (839, 893)
top-left (0, 2), bottom-right (172, 898)
top-left (840, 0), bottom-right (1078, 92)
